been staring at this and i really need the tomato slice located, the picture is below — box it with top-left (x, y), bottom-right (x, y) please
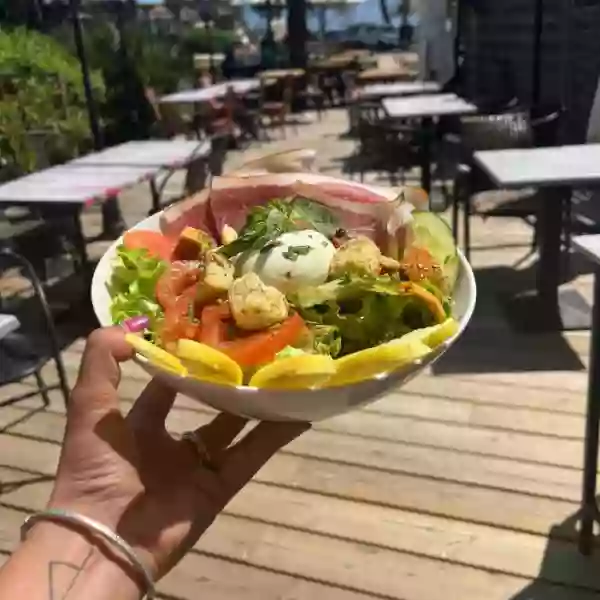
top-left (160, 286), bottom-right (201, 348)
top-left (199, 305), bottom-right (306, 367)
top-left (157, 264), bottom-right (202, 347)
top-left (199, 304), bottom-right (230, 347)
top-left (123, 230), bottom-right (175, 261)
top-left (156, 262), bottom-right (201, 310)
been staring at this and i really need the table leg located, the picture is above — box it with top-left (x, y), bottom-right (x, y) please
top-left (420, 117), bottom-right (433, 199)
top-left (71, 207), bottom-right (90, 282)
top-left (579, 269), bottom-right (600, 555)
top-left (149, 178), bottom-right (161, 215)
top-left (504, 187), bottom-right (591, 332)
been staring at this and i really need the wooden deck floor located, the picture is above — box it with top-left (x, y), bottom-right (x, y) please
top-left (1, 110), bottom-right (600, 599)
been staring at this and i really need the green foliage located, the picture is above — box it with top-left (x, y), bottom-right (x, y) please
top-left (180, 27), bottom-right (237, 56)
top-left (0, 27), bottom-right (104, 173)
top-left (74, 20), bottom-right (187, 143)
top-left (123, 25), bottom-right (191, 94)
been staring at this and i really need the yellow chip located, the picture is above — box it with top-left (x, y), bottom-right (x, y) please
top-left (327, 339), bottom-right (431, 388)
top-left (176, 339), bottom-right (243, 387)
top-left (395, 318), bottom-right (459, 349)
top-left (125, 334), bottom-right (187, 376)
top-left (250, 354), bottom-right (336, 390)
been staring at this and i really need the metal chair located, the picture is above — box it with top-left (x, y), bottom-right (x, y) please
top-left (451, 106), bottom-right (563, 262)
top-left (346, 100), bottom-right (419, 185)
top-left (0, 248), bottom-right (70, 408)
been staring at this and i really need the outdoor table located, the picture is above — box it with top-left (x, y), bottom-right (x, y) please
top-left (382, 93), bottom-right (478, 196)
top-left (474, 144), bottom-right (600, 332)
top-left (358, 81), bottom-right (441, 100)
top-left (160, 79), bottom-right (261, 104)
top-left (72, 140), bottom-right (211, 213)
top-left (571, 234), bottom-right (600, 555)
top-left (0, 163), bottom-right (156, 273)
top-left (356, 67), bottom-right (415, 84)
top-left (258, 69), bottom-right (305, 80)
top-left (0, 314), bottom-right (20, 340)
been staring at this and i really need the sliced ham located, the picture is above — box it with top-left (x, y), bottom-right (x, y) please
top-left (159, 173), bottom-right (427, 257)
top-left (160, 187), bottom-right (217, 240)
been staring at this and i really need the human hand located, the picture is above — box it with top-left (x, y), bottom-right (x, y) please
top-left (48, 327), bottom-right (309, 580)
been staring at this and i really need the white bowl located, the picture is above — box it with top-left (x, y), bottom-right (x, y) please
top-left (92, 175), bottom-right (476, 422)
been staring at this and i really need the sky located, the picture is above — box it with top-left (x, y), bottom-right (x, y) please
top-left (135, 0), bottom-right (418, 31)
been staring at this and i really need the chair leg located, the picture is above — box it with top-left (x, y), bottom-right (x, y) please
top-left (54, 353), bottom-right (70, 407)
top-left (579, 271), bottom-right (600, 555)
top-left (563, 196), bottom-right (572, 275)
top-left (463, 195), bottom-right (471, 264)
top-left (451, 181), bottom-right (460, 244)
top-left (34, 371), bottom-right (51, 407)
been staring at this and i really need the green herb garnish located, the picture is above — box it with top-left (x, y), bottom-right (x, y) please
top-left (282, 245), bottom-right (311, 261)
top-left (220, 196), bottom-right (338, 258)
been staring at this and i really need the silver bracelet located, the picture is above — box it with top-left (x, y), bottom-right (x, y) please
top-left (21, 509), bottom-right (156, 600)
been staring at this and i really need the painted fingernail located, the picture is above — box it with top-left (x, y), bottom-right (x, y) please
top-left (121, 316), bottom-right (149, 333)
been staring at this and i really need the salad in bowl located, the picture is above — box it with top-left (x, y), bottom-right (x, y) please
top-left (92, 172), bottom-right (475, 421)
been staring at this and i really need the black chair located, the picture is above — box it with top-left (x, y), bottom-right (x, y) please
top-left (346, 100), bottom-right (419, 185)
top-left (0, 248), bottom-right (70, 408)
top-left (450, 106), bottom-right (563, 262)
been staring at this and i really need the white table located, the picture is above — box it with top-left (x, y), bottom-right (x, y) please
top-left (382, 93), bottom-right (478, 119)
top-left (382, 93), bottom-right (478, 195)
top-left (571, 234), bottom-right (600, 556)
top-left (0, 164), bottom-right (156, 205)
top-left (0, 314), bottom-right (20, 340)
top-left (475, 144), bottom-right (600, 189)
top-left (72, 140), bottom-right (211, 213)
top-left (0, 163), bottom-right (157, 270)
top-left (359, 81), bottom-right (441, 100)
top-left (160, 79), bottom-right (260, 104)
top-left (474, 145), bottom-right (596, 332)
top-left (72, 140), bottom-right (210, 169)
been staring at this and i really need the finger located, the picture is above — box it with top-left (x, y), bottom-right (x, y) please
top-left (193, 413), bottom-right (248, 454)
top-left (127, 378), bottom-right (177, 432)
top-left (71, 327), bottom-right (134, 415)
top-left (222, 421), bottom-right (309, 489)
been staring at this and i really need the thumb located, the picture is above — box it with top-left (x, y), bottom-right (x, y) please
top-left (71, 327), bottom-right (134, 416)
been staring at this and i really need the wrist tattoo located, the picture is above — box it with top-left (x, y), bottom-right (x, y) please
top-left (48, 548), bottom-right (94, 600)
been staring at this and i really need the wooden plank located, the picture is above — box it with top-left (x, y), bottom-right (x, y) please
top-left (29, 360), bottom-right (589, 439)
top-left (0, 504), bottom-right (375, 600)
top-left (0, 416), bottom-right (581, 539)
top-left (191, 516), bottom-right (600, 600)
top-left (399, 375), bottom-right (587, 415)
top-left (367, 395), bottom-right (585, 439)
top-left (1, 401), bottom-right (586, 502)
top-left (0, 486), bottom-right (589, 600)
top-left (441, 371), bottom-right (589, 395)
top-left (0, 464), bottom-right (595, 591)
top-left (320, 412), bottom-right (585, 469)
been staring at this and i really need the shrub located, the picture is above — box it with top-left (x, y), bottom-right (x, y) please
top-left (0, 27), bottom-right (105, 173)
top-left (180, 27), bottom-right (237, 56)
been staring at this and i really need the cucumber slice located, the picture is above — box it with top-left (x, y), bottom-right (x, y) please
top-left (410, 211), bottom-right (460, 289)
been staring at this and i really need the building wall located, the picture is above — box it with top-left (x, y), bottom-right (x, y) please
top-left (460, 0), bottom-right (600, 143)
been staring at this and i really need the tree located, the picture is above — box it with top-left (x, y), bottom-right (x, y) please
top-left (399, 0), bottom-right (411, 26)
top-left (378, 0), bottom-right (391, 25)
top-left (287, 0), bottom-right (307, 69)
top-left (0, 0), bottom-right (42, 27)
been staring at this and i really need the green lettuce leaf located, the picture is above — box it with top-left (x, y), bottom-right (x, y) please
top-left (106, 245), bottom-right (167, 338)
top-left (292, 275), bottom-right (442, 356)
